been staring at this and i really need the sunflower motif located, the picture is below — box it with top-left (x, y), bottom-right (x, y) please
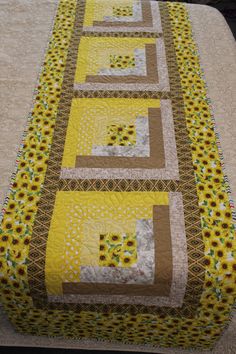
top-left (1, 217), bottom-right (14, 232)
top-left (22, 236), bottom-right (31, 246)
top-left (0, 259), bottom-right (8, 274)
top-left (215, 244), bottom-right (226, 260)
top-left (99, 242), bottom-right (108, 254)
top-left (29, 180), bottom-right (41, 192)
top-left (204, 255), bottom-right (215, 269)
top-left (0, 233), bottom-right (11, 245)
top-left (0, 244), bottom-right (6, 256)
top-left (99, 251), bottom-right (108, 266)
top-left (120, 254), bottom-right (136, 267)
top-left (15, 265), bottom-right (27, 278)
top-left (7, 201), bottom-right (17, 212)
top-left (231, 261), bottom-right (236, 272)
top-left (9, 248), bottom-right (26, 263)
top-left (23, 212), bottom-right (34, 224)
top-left (99, 233), bottom-right (106, 242)
top-left (15, 190), bottom-right (27, 202)
top-left (107, 233), bottom-right (122, 245)
top-left (123, 238), bottom-right (137, 252)
top-left (222, 284), bottom-right (235, 296)
top-left (219, 260), bottom-right (230, 274)
top-left (13, 223), bottom-right (26, 236)
top-left (110, 244), bottom-right (122, 257)
top-left (106, 257), bottom-right (119, 268)
top-left (11, 237), bottom-right (22, 251)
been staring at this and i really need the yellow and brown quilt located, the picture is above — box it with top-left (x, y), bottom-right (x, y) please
top-left (0, 0), bottom-right (236, 351)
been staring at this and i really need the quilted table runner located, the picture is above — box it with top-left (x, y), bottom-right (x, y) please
top-left (0, 0), bottom-right (235, 351)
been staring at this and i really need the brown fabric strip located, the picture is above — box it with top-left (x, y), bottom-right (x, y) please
top-left (146, 44), bottom-right (158, 81)
top-left (63, 204), bottom-right (172, 297)
top-left (85, 43), bottom-right (158, 84)
top-left (75, 107), bottom-right (165, 168)
top-left (93, 0), bottom-right (153, 28)
top-left (63, 281), bottom-right (170, 296)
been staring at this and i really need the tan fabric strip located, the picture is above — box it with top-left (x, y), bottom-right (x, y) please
top-left (75, 107), bottom-right (165, 168)
top-left (146, 43), bottom-right (159, 81)
top-left (93, 0), bottom-right (152, 27)
top-left (153, 205), bottom-right (172, 295)
top-left (63, 281), bottom-right (170, 296)
top-left (85, 43), bottom-right (158, 84)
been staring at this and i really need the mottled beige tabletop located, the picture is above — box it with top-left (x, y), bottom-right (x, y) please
top-left (0, 0), bottom-right (59, 208)
top-left (0, 1), bottom-right (236, 353)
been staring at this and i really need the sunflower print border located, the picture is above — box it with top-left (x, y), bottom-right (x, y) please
top-left (168, 1), bottom-right (236, 307)
top-left (0, 0), bottom-right (77, 302)
top-left (0, 0), bottom-right (235, 351)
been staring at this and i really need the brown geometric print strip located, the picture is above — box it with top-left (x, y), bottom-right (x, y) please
top-left (74, 89), bottom-right (171, 99)
top-left (75, 108), bottom-right (165, 169)
top-left (85, 44), bottom-right (158, 84)
top-left (93, 0), bottom-right (152, 27)
top-left (58, 179), bottom-right (180, 192)
top-left (63, 204), bottom-right (172, 298)
top-left (81, 31), bottom-right (162, 38)
top-left (28, 1), bottom-right (204, 318)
